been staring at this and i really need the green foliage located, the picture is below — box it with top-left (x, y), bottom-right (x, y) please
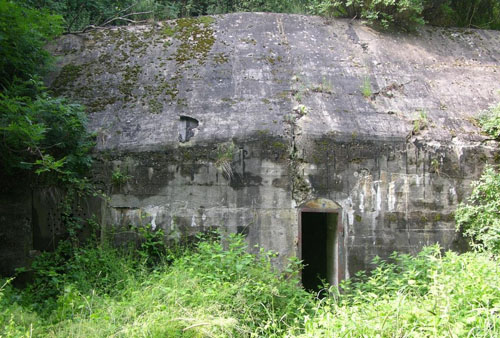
top-left (341, 246), bottom-right (441, 302)
top-left (412, 110), bottom-right (429, 134)
top-left (18, 0), bottom-right (307, 32)
top-left (290, 247), bottom-right (500, 337)
top-left (455, 165), bottom-right (500, 253)
top-left (0, 0), bottom-right (63, 89)
top-left (308, 0), bottom-right (500, 30)
top-left (439, 0), bottom-right (500, 29)
top-left (361, 76), bottom-right (372, 98)
top-left (0, 80), bottom-right (94, 177)
top-left (19, 0), bottom-right (137, 32)
top-left (215, 141), bottom-right (236, 179)
top-left (454, 102), bottom-right (500, 253)
top-left (111, 168), bottom-right (132, 185)
top-left (308, 0), bottom-right (426, 30)
top-left (15, 0), bottom-right (500, 33)
top-left (0, 279), bottom-right (40, 337)
top-left (479, 103), bottom-right (500, 139)
top-left (4, 238), bottom-right (500, 336)
top-left (170, 233), bottom-right (312, 335)
top-left (18, 240), bottom-right (136, 314)
top-left (2, 233), bottom-right (311, 336)
top-left (136, 225), bottom-right (167, 265)
top-left (0, 1), bottom-right (93, 184)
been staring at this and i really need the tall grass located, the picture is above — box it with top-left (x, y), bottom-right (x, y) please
top-left (1, 232), bottom-right (312, 337)
top-left (289, 247), bottom-right (500, 337)
top-left (1, 233), bottom-right (499, 337)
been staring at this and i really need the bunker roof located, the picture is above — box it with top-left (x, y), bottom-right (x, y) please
top-left (47, 12), bottom-right (500, 151)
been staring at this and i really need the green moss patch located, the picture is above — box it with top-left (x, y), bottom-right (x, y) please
top-left (52, 63), bottom-right (84, 92)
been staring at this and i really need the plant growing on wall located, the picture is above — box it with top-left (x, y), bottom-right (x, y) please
top-left (111, 168), bottom-right (132, 185)
top-left (455, 165), bottom-right (500, 254)
top-left (479, 103), bottom-right (500, 139)
top-left (312, 76), bottom-right (334, 94)
top-left (361, 76), bottom-right (372, 98)
top-left (215, 141), bottom-right (236, 179)
top-left (412, 111), bottom-right (428, 134)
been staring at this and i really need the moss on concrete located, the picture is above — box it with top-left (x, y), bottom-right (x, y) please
top-left (118, 64), bottom-right (142, 99)
top-left (52, 63), bottom-right (84, 92)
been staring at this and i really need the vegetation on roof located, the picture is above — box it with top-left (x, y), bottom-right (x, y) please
top-left (17, 0), bottom-right (500, 33)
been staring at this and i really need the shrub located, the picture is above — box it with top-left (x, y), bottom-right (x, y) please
top-left (308, 0), bottom-right (426, 31)
top-left (19, 240), bottom-right (137, 314)
top-left (361, 76), bottom-right (372, 98)
top-left (479, 103), bottom-right (500, 139)
top-left (4, 232), bottom-right (311, 336)
top-left (111, 168), bottom-right (132, 185)
top-left (455, 165), bottom-right (500, 254)
top-left (290, 248), bottom-right (500, 337)
top-left (0, 0), bottom-right (62, 88)
top-left (5, 233), bottom-right (500, 336)
top-left (0, 1), bottom-right (93, 182)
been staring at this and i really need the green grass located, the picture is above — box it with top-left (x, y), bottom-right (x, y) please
top-left (0, 233), bottom-right (312, 337)
top-left (1, 234), bottom-right (500, 337)
top-left (289, 247), bottom-right (500, 337)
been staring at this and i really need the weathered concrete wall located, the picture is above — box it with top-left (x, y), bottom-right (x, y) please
top-left (88, 133), bottom-right (497, 275)
top-left (0, 188), bottom-right (32, 276)
top-left (0, 185), bottom-right (103, 276)
top-left (298, 135), bottom-right (493, 272)
top-left (3, 13), bottom-right (498, 276)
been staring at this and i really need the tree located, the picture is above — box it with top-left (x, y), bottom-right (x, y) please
top-left (0, 0), bottom-right (93, 181)
top-left (455, 166), bottom-right (500, 254)
top-left (455, 103), bottom-right (500, 254)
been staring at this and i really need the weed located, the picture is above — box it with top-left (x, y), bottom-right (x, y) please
top-left (412, 111), bottom-right (428, 134)
top-left (3, 234), bottom-right (500, 337)
top-left (136, 224), bottom-right (167, 265)
top-left (215, 141), bottom-right (236, 179)
top-left (294, 104), bottom-right (309, 115)
top-left (361, 76), bottom-right (372, 98)
top-left (430, 158), bottom-right (440, 175)
top-left (3, 233), bottom-right (311, 337)
top-left (312, 77), bottom-right (334, 94)
top-left (111, 168), bottom-right (131, 185)
top-left (293, 90), bottom-right (303, 102)
top-left (479, 103), bottom-right (500, 139)
top-left (289, 246), bottom-right (500, 337)
top-left (456, 165), bottom-right (500, 253)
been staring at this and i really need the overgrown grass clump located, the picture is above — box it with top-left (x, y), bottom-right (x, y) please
top-left (479, 103), bottom-right (500, 140)
top-left (289, 247), bottom-right (500, 337)
top-left (1, 232), bottom-right (500, 337)
top-left (0, 233), bottom-right (312, 337)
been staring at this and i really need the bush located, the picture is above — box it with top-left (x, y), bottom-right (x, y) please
top-left (0, 0), bottom-right (63, 88)
top-left (20, 240), bottom-right (137, 313)
top-left (4, 232), bottom-right (500, 336)
top-left (455, 166), bottom-right (500, 254)
top-left (3, 232), bottom-right (311, 336)
top-left (290, 248), bottom-right (500, 337)
top-left (308, 0), bottom-right (426, 31)
top-left (0, 80), bottom-right (94, 177)
top-left (479, 103), bottom-right (500, 140)
top-left (0, 1), bottom-right (93, 182)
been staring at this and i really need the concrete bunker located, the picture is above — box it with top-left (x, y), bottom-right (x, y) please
top-left (3, 12), bottom-right (500, 278)
top-left (299, 199), bottom-right (344, 291)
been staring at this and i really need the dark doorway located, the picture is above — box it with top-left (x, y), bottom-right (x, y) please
top-left (301, 211), bottom-right (338, 292)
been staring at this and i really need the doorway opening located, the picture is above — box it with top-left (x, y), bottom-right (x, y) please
top-left (300, 211), bottom-right (340, 292)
